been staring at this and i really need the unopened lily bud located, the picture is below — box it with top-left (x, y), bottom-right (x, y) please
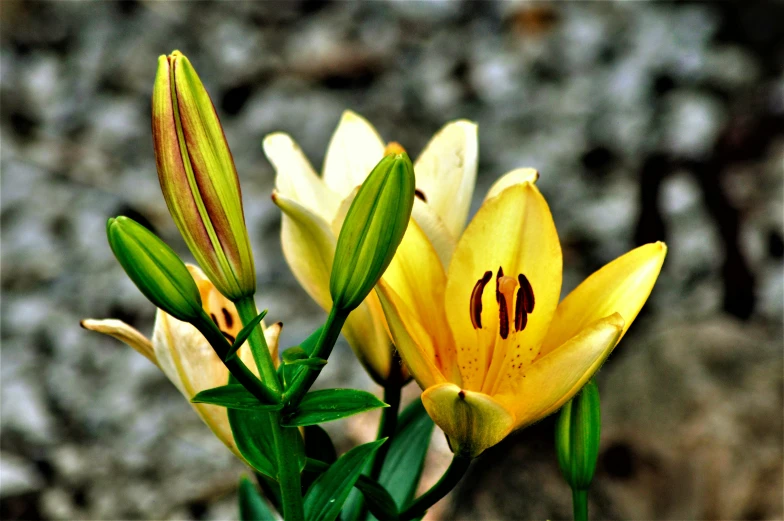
top-left (152, 50), bottom-right (255, 301)
top-left (555, 379), bottom-right (601, 491)
top-left (330, 152), bottom-right (415, 311)
top-left (107, 216), bottom-right (203, 322)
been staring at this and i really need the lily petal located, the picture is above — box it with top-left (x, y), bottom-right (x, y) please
top-left (264, 133), bottom-right (340, 222)
top-left (445, 183), bottom-right (562, 391)
top-left (376, 281), bottom-right (449, 390)
top-left (382, 221), bottom-right (459, 382)
top-left (422, 383), bottom-right (515, 458)
top-left (80, 319), bottom-right (157, 366)
top-left (414, 120), bottom-right (478, 238)
top-left (540, 242), bottom-right (667, 356)
top-left (272, 191), bottom-right (337, 311)
top-left (411, 199), bottom-right (457, 268)
top-left (322, 110), bottom-right (385, 199)
top-left (494, 313), bottom-right (624, 428)
top-left (483, 168), bottom-right (540, 202)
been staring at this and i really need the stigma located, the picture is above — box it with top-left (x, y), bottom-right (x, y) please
top-left (470, 267), bottom-right (535, 339)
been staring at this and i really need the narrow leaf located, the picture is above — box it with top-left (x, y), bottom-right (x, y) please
top-left (282, 346), bottom-right (308, 364)
top-left (192, 384), bottom-right (283, 411)
top-left (226, 309), bottom-right (268, 360)
top-left (304, 439), bottom-right (386, 521)
top-left (354, 475), bottom-right (398, 520)
top-left (375, 398), bottom-right (434, 510)
top-left (282, 389), bottom-right (387, 427)
top-left (238, 476), bottom-right (278, 521)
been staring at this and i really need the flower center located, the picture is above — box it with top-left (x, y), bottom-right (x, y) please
top-left (470, 267), bottom-right (535, 339)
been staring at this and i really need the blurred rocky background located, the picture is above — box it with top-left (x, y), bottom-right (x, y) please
top-left (1, 1), bottom-right (782, 519)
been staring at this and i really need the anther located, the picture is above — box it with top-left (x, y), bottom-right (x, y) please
top-left (210, 313), bottom-right (219, 326)
top-left (470, 271), bottom-right (493, 329)
top-left (222, 331), bottom-right (236, 344)
top-left (518, 274), bottom-right (535, 313)
top-left (498, 293), bottom-right (510, 339)
top-left (414, 189), bottom-right (427, 202)
top-left (514, 290), bottom-right (528, 332)
top-left (495, 267), bottom-right (504, 303)
top-left (221, 307), bottom-right (233, 329)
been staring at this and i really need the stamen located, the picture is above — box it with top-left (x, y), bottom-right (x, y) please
top-left (515, 287), bottom-right (526, 331)
top-left (414, 189), bottom-right (427, 202)
top-left (221, 308), bottom-right (233, 329)
top-left (222, 331), bottom-right (236, 344)
top-left (495, 267), bottom-right (504, 303)
top-left (498, 293), bottom-right (510, 339)
top-left (518, 274), bottom-right (535, 313)
top-left (210, 313), bottom-right (219, 326)
top-left (470, 271), bottom-right (493, 329)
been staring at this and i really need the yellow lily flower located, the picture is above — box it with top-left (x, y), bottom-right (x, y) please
top-left (81, 265), bottom-right (281, 459)
top-left (263, 110), bottom-right (478, 383)
top-left (376, 173), bottom-right (667, 457)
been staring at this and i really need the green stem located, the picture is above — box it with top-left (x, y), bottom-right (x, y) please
top-left (271, 421), bottom-right (305, 521)
top-left (398, 455), bottom-right (471, 521)
top-left (572, 489), bottom-right (588, 521)
top-left (233, 300), bottom-right (303, 521)
top-left (195, 316), bottom-right (279, 404)
top-left (369, 382), bottom-right (402, 480)
top-left (235, 297), bottom-right (281, 394)
top-left (283, 306), bottom-right (348, 405)
top-left (354, 380), bottom-right (402, 521)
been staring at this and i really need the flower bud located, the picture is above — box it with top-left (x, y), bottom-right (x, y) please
top-left (152, 50), bottom-right (255, 301)
top-left (329, 152), bottom-right (416, 311)
top-left (107, 216), bottom-right (203, 322)
top-left (555, 379), bottom-right (601, 491)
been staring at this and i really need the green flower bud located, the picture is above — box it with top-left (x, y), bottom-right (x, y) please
top-left (330, 152), bottom-right (416, 311)
top-left (555, 379), bottom-right (601, 491)
top-left (152, 50), bottom-right (256, 301)
top-left (107, 216), bottom-right (203, 322)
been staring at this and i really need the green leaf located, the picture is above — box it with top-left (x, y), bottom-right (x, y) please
top-left (238, 476), bottom-right (278, 521)
top-left (354, 475), bottom-right (398, 521)
top-left (375, 398), bottom-right (434, 510)
top-left (304, 440), bottom-right (386, 521)
top-left (282, 389), bottom-right (388, 427)
top-left (304, 425), bottom-right (338, 465)
top-left (192, 384), bottom-right (283, 411)
top-left (227, 374), bottom-right (305, 480)
top-left (300, 325), bottom-right (325, 356)
top-left (226, 309), bottom-right (268, 361)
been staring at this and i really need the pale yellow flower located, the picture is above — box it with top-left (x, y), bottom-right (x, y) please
top-left (264, 110), bottom-right (478, 383)
top-left (376, 173), bottom-right (667, 457)
top-left (82, 265), bottom-right (281, 458)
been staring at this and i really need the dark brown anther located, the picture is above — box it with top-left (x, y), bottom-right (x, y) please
top-left (514, 287), bottom-right (527, 331)
top-left (221, 307), bottom-right (234, 328)
top-left (415, 189), bottom-right (427, 202)
top-left (210, 313), bottom-right (219, 326)
top-left (458, 390), bottom-right (466, 399)
top-left (470, 271), bottom-right (493, 329)
top-left (498, 293), bottom-right (510, 339)
top-left (222, 331), bottom-right (236, 344)
top-left (518, 274), bottom-right (535, 313)
top-left (495, 266), bottom-right (504, 303)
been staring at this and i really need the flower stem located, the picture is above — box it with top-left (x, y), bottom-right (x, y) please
top-left (398, 454), bottom-right (471, 521)
top-left (271, 420), bottom-right (305, 521)
top-left (369, 381), bottom-right (402, 480)
top-left (235, 297), bottom-right (281, 394)
top-left (283, 306), bottom-right (348, 405)
top-left (572, 489), bottom-right (588, 521)
top-left (234, 299), bottom-right (303, 521)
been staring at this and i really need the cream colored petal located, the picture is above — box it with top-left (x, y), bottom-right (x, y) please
top-left (152, 310), bottom-right (238, 453)
top-left (81, 318), bottom-right (156, 366)
top-left (414, 120), bottom-right (478, 238)
top-left (376, 281), bottom-right (449, 390)
top-left (483, 168), bottom-right (540, 202)
top-left (411, 199), bottom-right (457, 268)
top-left (263, 132), bottom-right (340, 221)
top-left (541, 242), bottom-right (667, 356)
top-left (272, 191), bottom-right (337, 311)
top-left (422, 383), bottom-right (515, 458)
top-left (322, 110), bottom-right (385, 199)
top-left (330, 186), bottom-right (360, 237)
top-left (445, 183), bottom-right (562, 392)
top-left (494, 313), bottom-right (624, 429)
